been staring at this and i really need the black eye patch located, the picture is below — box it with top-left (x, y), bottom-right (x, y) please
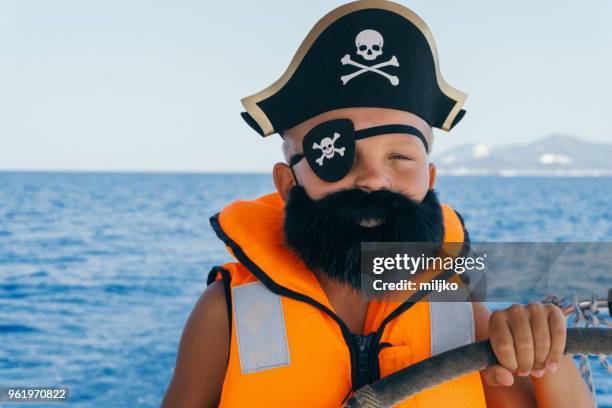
top-left (289, 119), bottom-right (428, 183)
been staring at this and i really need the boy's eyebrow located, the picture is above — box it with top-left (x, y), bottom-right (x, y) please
top-left (368, 133), bottom-right (430, 155)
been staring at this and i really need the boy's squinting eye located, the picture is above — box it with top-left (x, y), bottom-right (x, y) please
top-left (390, 153), bottom-right (414, 161)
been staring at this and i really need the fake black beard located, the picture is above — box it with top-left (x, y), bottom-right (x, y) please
top-left (283, 185), bottom-right (445, 291)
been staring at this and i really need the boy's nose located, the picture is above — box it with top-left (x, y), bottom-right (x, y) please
top-left (352, 165), bottom-right (392, 193)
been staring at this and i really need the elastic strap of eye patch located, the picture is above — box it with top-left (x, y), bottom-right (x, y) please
top-left (288, 154), bottom-right (304, 186)
top-left (289, 154), bottom-right (304, 167)
top-left (354, 125), bottom-right (429, 153)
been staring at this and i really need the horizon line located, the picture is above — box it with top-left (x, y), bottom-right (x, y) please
top-left (1, 169), bottom-right (610, 178)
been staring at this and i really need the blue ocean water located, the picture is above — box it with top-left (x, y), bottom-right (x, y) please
top-left (0, 172), bottom-right (610, 407)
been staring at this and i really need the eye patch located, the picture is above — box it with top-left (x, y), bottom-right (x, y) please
top-left (289, 118), bottom-right (428, 182)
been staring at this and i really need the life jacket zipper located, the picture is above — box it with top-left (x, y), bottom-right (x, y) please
top-left (351, 332), bottom-right (378, 389)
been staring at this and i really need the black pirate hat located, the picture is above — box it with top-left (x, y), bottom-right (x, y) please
top-left (240, 0), bottom-right (468, 137)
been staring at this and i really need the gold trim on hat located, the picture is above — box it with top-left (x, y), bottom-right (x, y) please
top-left (241, 0), bottom-right (468, 136)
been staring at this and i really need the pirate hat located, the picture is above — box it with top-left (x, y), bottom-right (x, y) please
top-left (240, 0), bottom-right (467, 137)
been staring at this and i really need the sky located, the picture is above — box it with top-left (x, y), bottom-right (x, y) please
top-left (1, 0), bottom-right (611, 172)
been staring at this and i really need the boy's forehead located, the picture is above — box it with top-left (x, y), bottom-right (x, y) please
top-left (283, 107), bottom-right (433, 147)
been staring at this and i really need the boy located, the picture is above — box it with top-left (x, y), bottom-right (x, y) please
top-left (162, 1), bottom-right (593, 406)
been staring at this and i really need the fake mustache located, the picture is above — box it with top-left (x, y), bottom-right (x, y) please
top-left (287, 185), bottom-right (431, 228)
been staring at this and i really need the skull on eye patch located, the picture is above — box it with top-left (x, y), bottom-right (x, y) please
top-left (289, 118), bottom-right (429, 183)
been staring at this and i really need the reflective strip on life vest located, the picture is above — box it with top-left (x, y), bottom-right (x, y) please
top-left (233, 279), bottom-right (476, 372)
top-left (429, 288), bottom-right (475, 355)
top-left (232, 281), bottom-right (291, 373)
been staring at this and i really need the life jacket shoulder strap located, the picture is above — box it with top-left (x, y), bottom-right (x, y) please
top-left (208, 262), bottom-right (257, 286)
top-left (440, 204), bottom-right (466, 243)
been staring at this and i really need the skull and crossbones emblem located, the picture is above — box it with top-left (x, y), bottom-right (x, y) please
top-left (340, 29), bottom-right (400, 86)
top-left (312, 132), bottom-right (345, 166)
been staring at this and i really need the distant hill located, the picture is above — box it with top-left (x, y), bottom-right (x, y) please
top-left (433, 134), bottom-right (612, 176)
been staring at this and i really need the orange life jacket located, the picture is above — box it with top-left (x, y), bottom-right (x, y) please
top-left (208, 192), bottom-right (486, 407)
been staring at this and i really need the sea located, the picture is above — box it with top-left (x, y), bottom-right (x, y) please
top-left (0, 172), bottom-right (610, 407)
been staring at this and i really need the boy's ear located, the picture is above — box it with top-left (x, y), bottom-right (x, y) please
top-left (428, 162), bottom-right (437, 190)
top-left (273, 162), bottom-right (296, 202)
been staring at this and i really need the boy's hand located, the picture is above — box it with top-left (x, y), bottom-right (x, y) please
top-left (482, 303), bottom-right (566, 386)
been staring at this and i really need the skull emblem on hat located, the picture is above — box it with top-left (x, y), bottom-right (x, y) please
top-left (355, 29), bottom-right (383, 61)
top-left (340, 29), bottom-right (399, 86)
